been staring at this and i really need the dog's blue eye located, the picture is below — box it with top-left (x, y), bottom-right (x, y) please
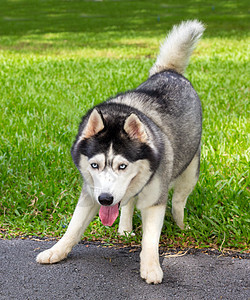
top-left (91, 163), bottom-right (99, 169)
top-left (119, 164), bottom-right (127, 170)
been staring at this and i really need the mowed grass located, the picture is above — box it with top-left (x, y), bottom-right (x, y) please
top-left (0, 0), bottom-right (249, 251)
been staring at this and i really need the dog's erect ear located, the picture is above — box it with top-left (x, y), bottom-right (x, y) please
top-left (124, 114), bottom-right (148, 143)
top-left (82, 109), bottom-right (104, 139)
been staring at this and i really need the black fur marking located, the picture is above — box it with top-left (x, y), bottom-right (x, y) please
top-left (71, 104), bottom-right (163, 174)
top-left (136, 70), bottom-right (202, 179)
top-left (136, 70), bottom-right (197, 118)
top-left (71, 69), bottom-right (201, 181)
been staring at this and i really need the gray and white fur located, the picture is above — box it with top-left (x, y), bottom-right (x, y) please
top-left (36, 20), bottom-right (205, 285)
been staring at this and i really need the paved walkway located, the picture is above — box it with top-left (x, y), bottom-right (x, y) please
top-left (0, 239), bottom-right (249, 299)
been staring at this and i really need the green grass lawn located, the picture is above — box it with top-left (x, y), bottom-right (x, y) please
top-left (0, 0), bottom-right (249, 251)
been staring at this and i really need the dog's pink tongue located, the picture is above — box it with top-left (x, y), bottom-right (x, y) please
top-left (99, 204), bottom-right (119, 226)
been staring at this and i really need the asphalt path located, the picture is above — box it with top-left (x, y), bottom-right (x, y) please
top-left (0, 239), bottom-right (249, 300)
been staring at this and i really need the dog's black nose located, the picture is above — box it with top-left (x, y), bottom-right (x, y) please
top-left (98, 193), bottom-right (114, 206)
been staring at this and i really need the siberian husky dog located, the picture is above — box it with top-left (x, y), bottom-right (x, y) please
top-left (37, 20), bottom-right (205, 284)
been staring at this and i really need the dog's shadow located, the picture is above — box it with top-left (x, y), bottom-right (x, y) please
top-left (65, 243), bottom-right (180, 286)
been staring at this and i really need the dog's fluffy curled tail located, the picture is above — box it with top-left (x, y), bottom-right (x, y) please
top-left (150, 20), bottom-right (205, 76)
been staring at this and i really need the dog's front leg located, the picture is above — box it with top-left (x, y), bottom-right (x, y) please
top-left (140, 204), bottom-right (166, 284)
top-left (36, 188), bottom-right (99, 264)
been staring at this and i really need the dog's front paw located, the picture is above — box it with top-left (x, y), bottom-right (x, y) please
top-left (140, 262), bottom-right (163, 284)
top-left (36, 247), bottom-right (68, 264)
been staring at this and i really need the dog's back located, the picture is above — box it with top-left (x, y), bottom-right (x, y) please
top-left (135, 70), bottom-right (202, 179)
top-left (112, 20), bottom-right (205, 178)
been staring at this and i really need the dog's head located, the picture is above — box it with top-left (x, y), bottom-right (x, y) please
top-left (71, 106), bottom-right (162, 214)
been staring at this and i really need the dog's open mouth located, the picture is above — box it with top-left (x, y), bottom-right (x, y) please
top-left (99, 203), bottom-right (120, 226)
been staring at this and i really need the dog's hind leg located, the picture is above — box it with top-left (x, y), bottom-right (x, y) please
top-left (36, 186), bottom-right (99, 264)
top-left (172, 152), bottom-right (200, 230)
top-left (118, 197), bottom-right (136, 236)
